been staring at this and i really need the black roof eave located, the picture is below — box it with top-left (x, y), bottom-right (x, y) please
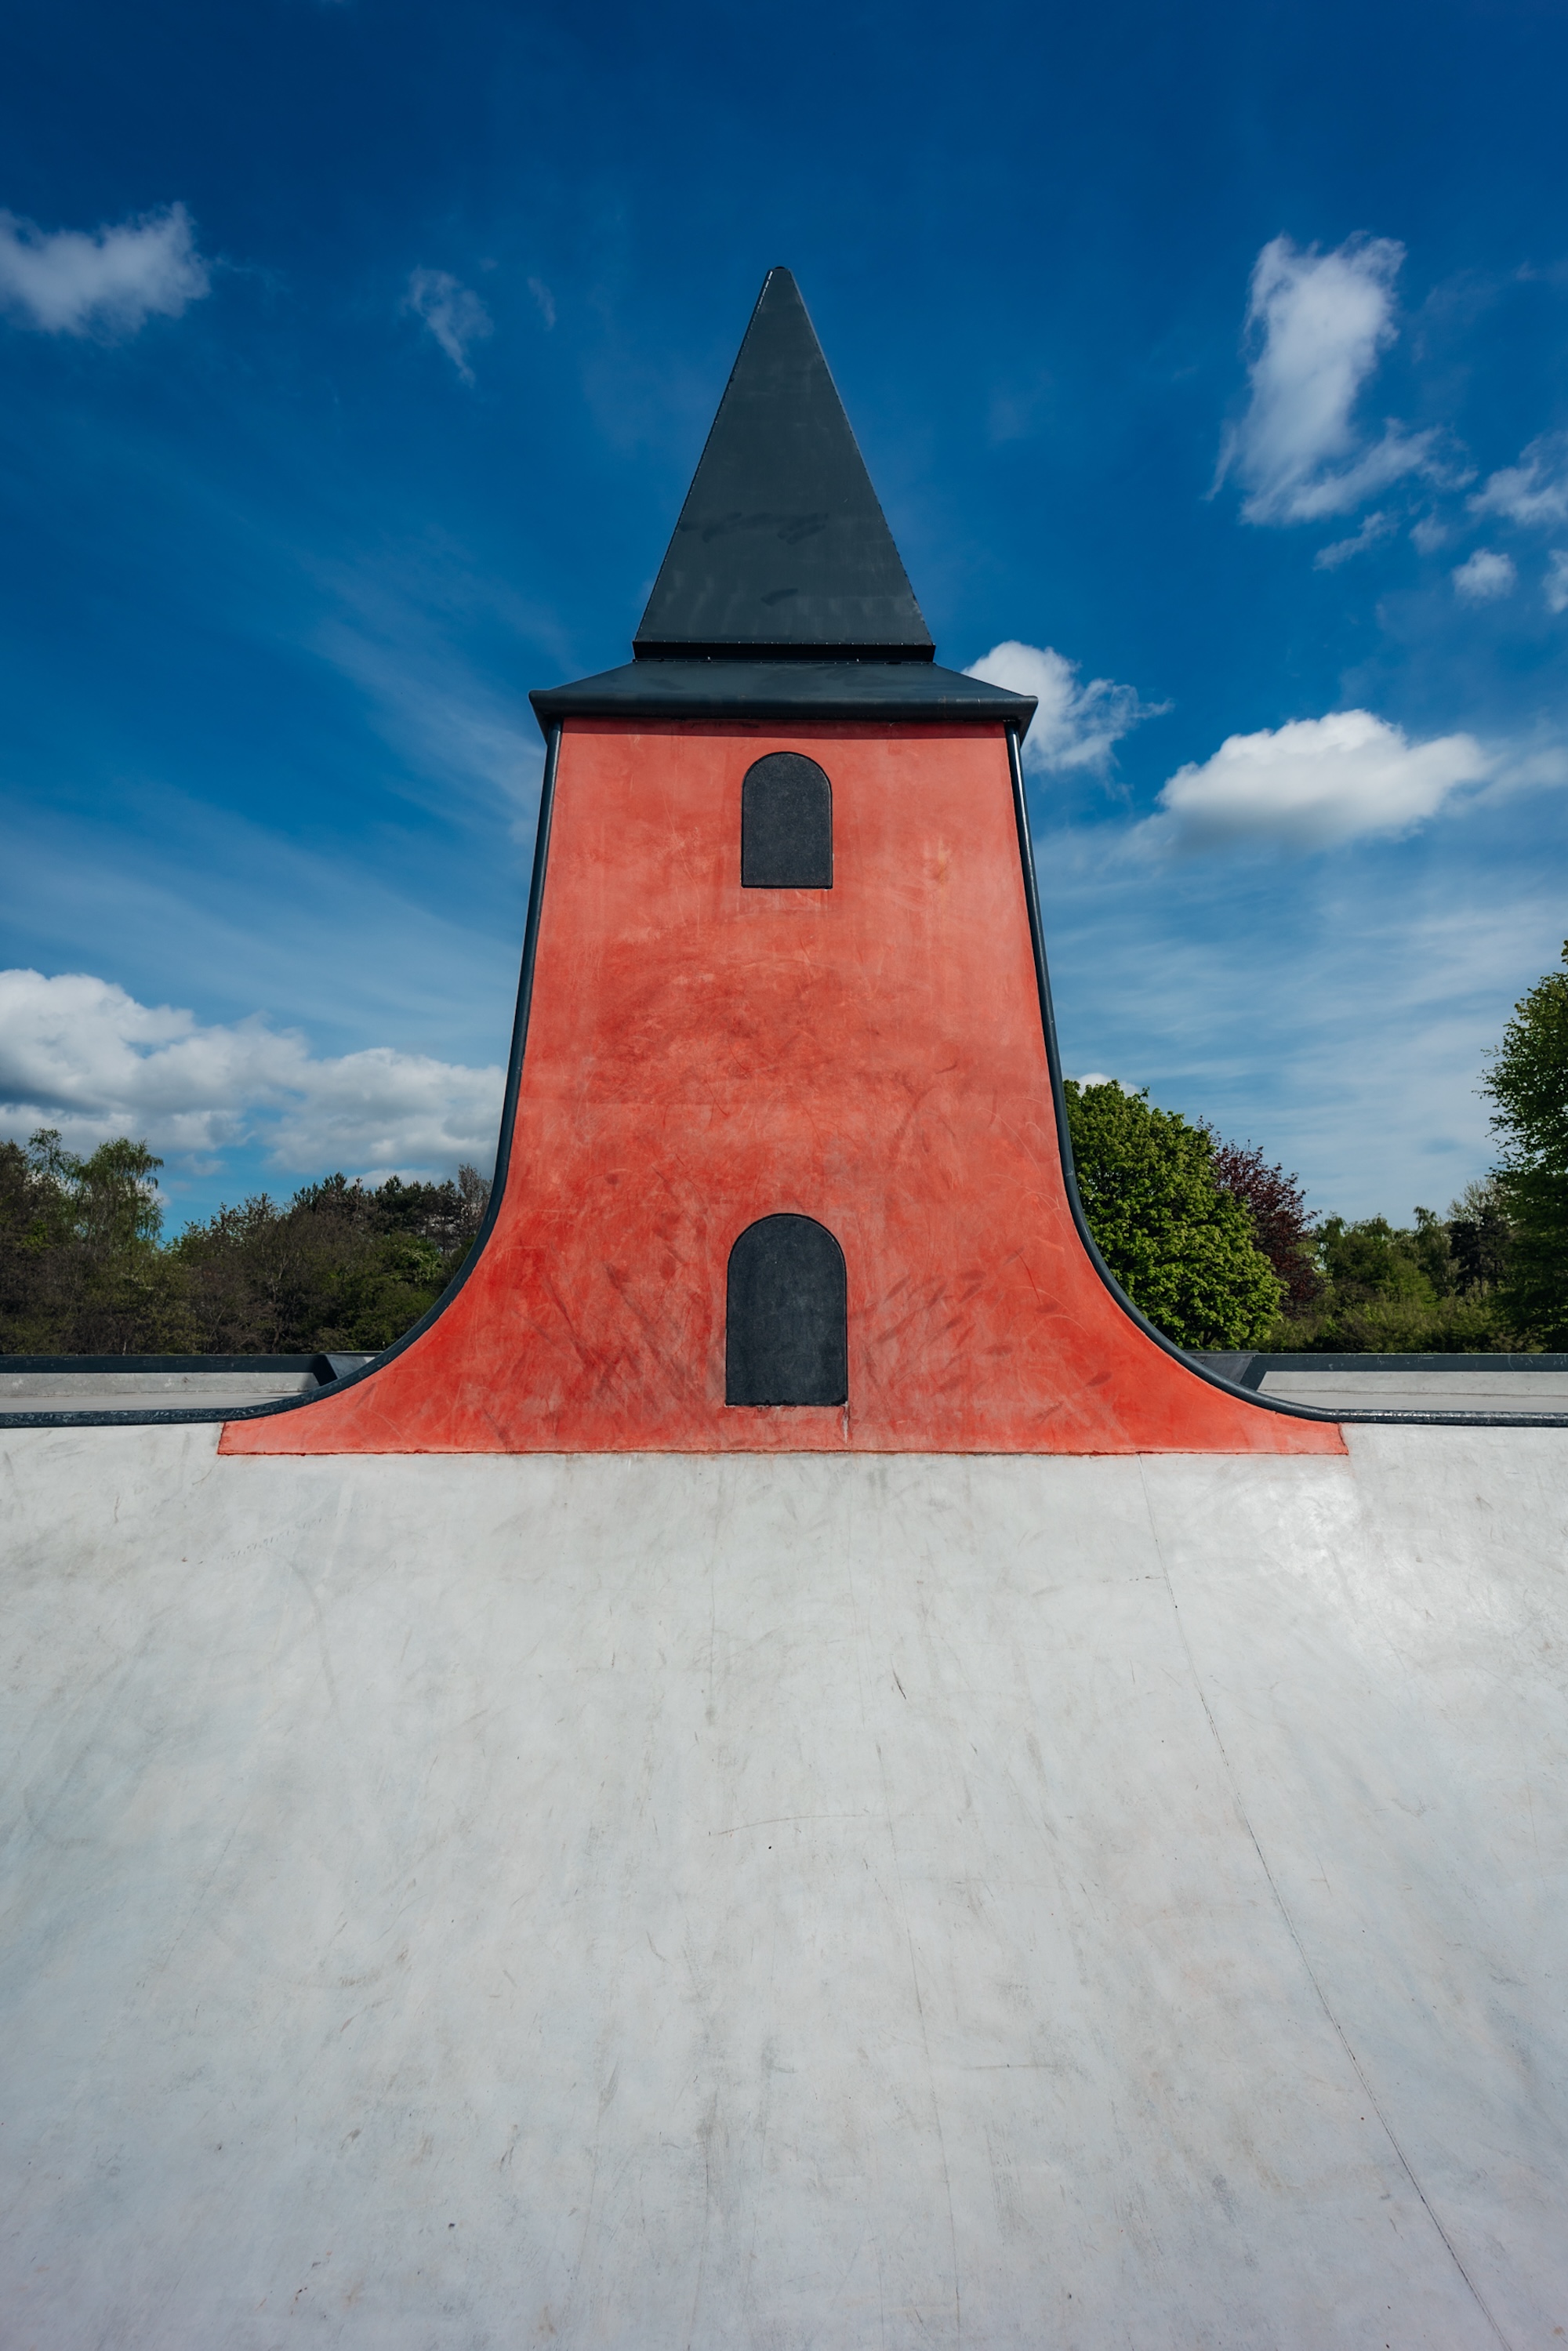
top-left (529, 660), bottom-right (1037, 737)
top-left (632, 637), bottom-right (936, 662)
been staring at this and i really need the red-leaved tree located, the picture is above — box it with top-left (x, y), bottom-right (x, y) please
top-left (1207, 1137), bottom-right (1320, 1311)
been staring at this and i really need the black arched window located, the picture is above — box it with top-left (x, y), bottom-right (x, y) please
top-left (741, 753), bottom-right (833, 888)
top-left (725, 1214), bottom-right (848, 1406)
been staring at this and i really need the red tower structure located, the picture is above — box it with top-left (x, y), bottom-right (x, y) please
top-left (225, 271), bottom-right (1340, 1458)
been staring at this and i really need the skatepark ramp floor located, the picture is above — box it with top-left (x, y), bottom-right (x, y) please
top-left (3, 1413), bottom-right (1566, 2345)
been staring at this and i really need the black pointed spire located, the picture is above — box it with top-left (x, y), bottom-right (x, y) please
top-left (532, 269), bottom-right (1036, 733)
top-left (633, 269), bottom-right (935, 662)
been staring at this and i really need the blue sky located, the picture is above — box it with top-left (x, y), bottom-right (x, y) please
top-left (2, 0), bottom-right (1566, 1225)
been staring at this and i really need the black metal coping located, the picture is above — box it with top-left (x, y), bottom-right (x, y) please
top-left (530, 658), bottom-right (1036, 733)
top-left (5, 1344), bottom-right (1568, 1431)
top-left (0, 1354), bottom-right (330, 1374)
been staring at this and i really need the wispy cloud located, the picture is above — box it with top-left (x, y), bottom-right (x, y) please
top-left (1546, 550), bottom-right (1568, 615)
top-left (1470, 432), bottom-right (1568, 528)
top-left (319, 616), bottom-right (543, 835)
top-left (1138, 709), bottom-right (1491, 853)
top-left (527, 275), bottom-right (556, 328)
top-left (404, 267), bottom-right (492, 383)
top-left (1452, 547), bottom-right (1516, 602)
top-left (309, 547), bottom-right (548, 840)
top-left (1312, 511), bottom-right (1394, 569)
top-left (0, 203), bottom-right (209, 337)
top-left (964, 641), bottom-right (1165, 775)
top-left (1217, 234), bottom-right (1438, 524)
top-left (0, 968), bottom-right (503, 1180)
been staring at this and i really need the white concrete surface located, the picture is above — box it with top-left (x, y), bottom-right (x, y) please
top-left (3, 1428), bottom-right (1566, 2347)
top-left (1260, 1366), bottom-right (1568, 1415)
top-left (0, 1370), bottom-right (319, 1410)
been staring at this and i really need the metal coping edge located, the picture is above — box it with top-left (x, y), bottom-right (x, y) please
top-left (5, 1410), bottom-right (1568, 1432)
top-left (0, 1354), bottom-right (332, 1374)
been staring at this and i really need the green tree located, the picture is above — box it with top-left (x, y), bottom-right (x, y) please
top-left (174, 1166), bottom-right (489, 1351)
top-left (1486, 942), bottom-right (1568, 1345)
top-left (1292, 1212), bottom-right (1503, 1351)
top-left (0, 1130), bottom-right (194, 1352)
top-left (0, 1137), bottom-right (490, 1357)
top-left (1265, 1182), bottom-right (1522, 1353)
top-left (1064, 1081), bottom-right (1282, 1348)
top-left (0, 1134), bottom-right (68, 1350)
top-left (1207, 1136), bottom-right (1322, 1309)
top-left (1447, 1176), bottom-right (1514, 1296)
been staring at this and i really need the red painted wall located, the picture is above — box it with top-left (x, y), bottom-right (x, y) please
top-left (224, 720), bottom-right (1341, 1457)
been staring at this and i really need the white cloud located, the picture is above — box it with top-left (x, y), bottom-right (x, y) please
top-left (528, 275), bottom-right (556, 328)
top-left (1547, 550), bottom-right (1568, 615)
top-left (1217, 234), bottom-right (1437, 524)
top-left (1313, 511), bottom-right (1394, 569)
top-left (0, 970), bottom-right (503, 1179)
top-left (1452, 548), bottom-right (1516, 602)
top-left (1470, 433), bottom-right (1568, 529)
top-left (964, 641), bottom-right (1165, 775)
top-left (1489, 738), bottom-right (1568, 793)
top-left (0, 203), bottom-right (209, 337)
top-left (404, 267), bottom-right (492, 383)
top-left (1138, 709), bottom-right (1491, 853)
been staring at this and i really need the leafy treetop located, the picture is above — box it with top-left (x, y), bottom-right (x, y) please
top-left (1063, 1081), bottom-right (1283, 1350)
top-left (1483, 941), bottom-right (1568, 1346)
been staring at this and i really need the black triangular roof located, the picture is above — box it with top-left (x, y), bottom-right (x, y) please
top-left (633, 269), bottom-right (935, 662)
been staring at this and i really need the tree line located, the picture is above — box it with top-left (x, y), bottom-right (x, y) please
top-left (1066, 1087), bottom-right (1521, 1352)
top-left (0, 1134), bottom-right (490, 1355)
top-left (3, 944), bottom-right (1566, 1359)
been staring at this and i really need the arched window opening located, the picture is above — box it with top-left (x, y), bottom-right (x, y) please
top-left (741, 753), bottom-right (833, 889)
top-left (725, 1214), bottom-right (848, 1406)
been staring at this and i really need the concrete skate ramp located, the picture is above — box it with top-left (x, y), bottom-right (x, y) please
top-left (4, 1426), bottom-right (1566, 2346)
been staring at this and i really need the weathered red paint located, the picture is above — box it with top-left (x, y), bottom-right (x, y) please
top-left (223, 721), bottom-right (1342, 1457)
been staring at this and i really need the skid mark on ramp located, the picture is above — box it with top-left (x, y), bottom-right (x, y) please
top-left (1135, 1458), bottom-right (1515, 2351)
